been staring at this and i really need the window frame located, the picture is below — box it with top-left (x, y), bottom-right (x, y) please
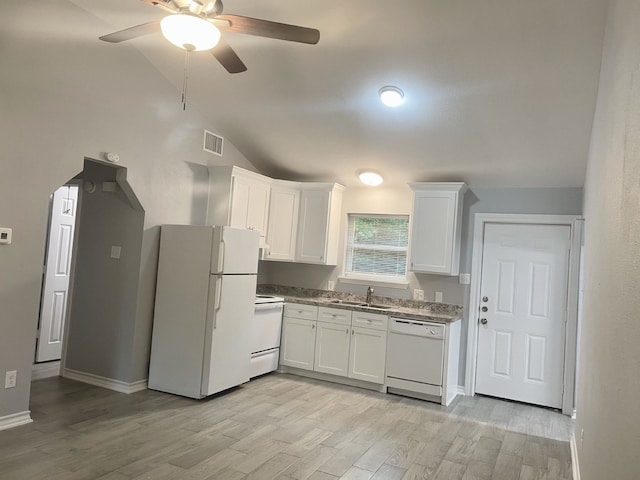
top-left (342, 213), bottom-right (410, 285)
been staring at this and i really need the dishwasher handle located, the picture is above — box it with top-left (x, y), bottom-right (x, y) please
top-left (390, 317), bottom-right (444, 339)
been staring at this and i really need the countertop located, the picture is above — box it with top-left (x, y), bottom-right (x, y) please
top-left (257, 285), bottom-right (463, 324)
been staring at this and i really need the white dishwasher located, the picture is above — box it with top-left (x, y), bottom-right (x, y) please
top-left (385, 317), bottom-right (446, 400)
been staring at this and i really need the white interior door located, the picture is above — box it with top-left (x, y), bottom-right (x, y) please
top-left (475, 222), bottom-right (571, 408)
top-left (36, 185), bottom-right (78, 362)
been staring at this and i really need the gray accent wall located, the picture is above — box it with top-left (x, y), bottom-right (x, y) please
top-left (0, 0), bottom-right (257, 420)
top-left (65, 160), bottom-right (144, 382)
top-left (575, 1), bottom-right (640, 477)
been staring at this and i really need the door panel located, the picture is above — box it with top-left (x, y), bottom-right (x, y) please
top-left (37, 185), bottom-right (78, 362)
top-left (202, 274), bottom-right (256, 396)
top-left (314, 322), bottom-right (350, 376)
top-left (476, 223), bottom-right (570, 408)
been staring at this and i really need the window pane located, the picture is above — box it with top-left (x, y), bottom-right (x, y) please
top-left (346, 215), bottom-right (409, 278)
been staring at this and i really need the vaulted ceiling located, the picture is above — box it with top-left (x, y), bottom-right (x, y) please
top-left (61, 1), bottom-right (610, 186)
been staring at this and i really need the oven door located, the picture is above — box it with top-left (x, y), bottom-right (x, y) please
top-left (252, 303), bottom-right (284, 354)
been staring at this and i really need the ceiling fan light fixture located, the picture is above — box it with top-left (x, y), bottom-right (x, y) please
top-left (359, 171), bottom-right (384, 186)
top-left (379, 86), bottom-right (405, 107)
top-left (160, 14), bottom-right (221, 51)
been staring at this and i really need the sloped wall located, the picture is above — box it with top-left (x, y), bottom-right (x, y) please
top-left (0, 0), bottom-right (256, 419)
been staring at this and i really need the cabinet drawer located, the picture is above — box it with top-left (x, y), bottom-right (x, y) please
top-left (318, 306), bottom-right (352, 326)
top-left (284, 303), bottom-right (318, 320)
top-left (351, 311), bottom-right (388, 331)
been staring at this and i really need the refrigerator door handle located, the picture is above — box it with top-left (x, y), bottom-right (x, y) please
top-left (217, 239), bottom-right (225, 273)
top-left (214, 276), bottom-right (223, 330)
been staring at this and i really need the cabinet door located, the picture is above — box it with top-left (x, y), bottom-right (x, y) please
top-left (265, 186), bottom-right (300, 261)
top-left (410, 191), bottom-right (456, 274)
top-left (314, 321), bottom-right (350, 377)
top-left (229, 175), bottom-right (251, 229)
top-left (296, 189), bottom-right (330, 263)
top-left (247, 179), bottom-right (271, 236)
top-left (280, 317), bottom-right (316, 370)
top-left (348, 327), bottom-right (387, 384)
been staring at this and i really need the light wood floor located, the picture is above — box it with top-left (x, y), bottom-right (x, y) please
top-left (0, 373), bottom-right (573, 480)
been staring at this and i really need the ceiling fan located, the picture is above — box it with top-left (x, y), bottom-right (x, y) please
top-left (99, 0), bottom-right (320, 74)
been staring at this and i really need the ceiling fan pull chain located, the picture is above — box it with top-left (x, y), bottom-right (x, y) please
top-left (181, 48), bottom-right (191, 111)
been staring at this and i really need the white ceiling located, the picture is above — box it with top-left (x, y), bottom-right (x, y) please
top-left (69, 1), bottom-right (607, 187)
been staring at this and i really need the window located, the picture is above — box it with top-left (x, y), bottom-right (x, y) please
top-left (345, 214), bottom-right (409, 282)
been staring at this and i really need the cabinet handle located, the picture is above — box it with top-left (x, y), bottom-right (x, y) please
top-left (312, 324), bottom-right (315, 329)
top-left (346, 328), bottom-right (349, 334)
top-left (351, 329), bottom-right (355, 335)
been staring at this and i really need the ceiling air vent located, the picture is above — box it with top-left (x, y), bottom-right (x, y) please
top-left (203, 130), bottom-right (224, 156)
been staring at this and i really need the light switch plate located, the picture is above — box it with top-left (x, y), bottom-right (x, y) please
top-left (327, 280), bottom-right (335, 291)
top-left (110, 246), bottom-right (121, 259)
top-left (459, 273), bottom-right (471, 285)
top-left (413, 289), bottom-right (424, 301)
top-left (5, 370), bottom-right (17, 389)
top-left (0, 227), bottom-right (12, 245)
top-left (435, 291), bottom-right (443, 303)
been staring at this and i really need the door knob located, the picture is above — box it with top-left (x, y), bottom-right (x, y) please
top-left (480, 318), bottom-right (488, 325)
top-left (482, 296), bottom-right (489, 302)
top-left (481, 306), bottom-right (488, 312)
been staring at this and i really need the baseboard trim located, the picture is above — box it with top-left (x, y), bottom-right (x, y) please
top-left (570, 431), bottom-right (581, 480)
top-left (0, 411), bottom-right (33, 432)
top-left (63, 368), bottom-right (148, 394)
top-left (456, 385), bottom-right (466, 395)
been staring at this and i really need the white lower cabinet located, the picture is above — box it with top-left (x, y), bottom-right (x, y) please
top-left (280, 316), bottom-right (317, 371)
top-left (348, 326), bottom-right (388, 384)
top-left (314, 321), bottom-right (351, 376)
top-left (281, 304), bottom-right (388, 386)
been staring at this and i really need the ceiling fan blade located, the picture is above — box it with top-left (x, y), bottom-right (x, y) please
top-left (211, 36), bottom-right (247, 74)
top-left (99, 21), bottom-right (161, 43)
top-left (140, 0), bottom-right (180, 14)
top-left (216, 14), bottom-right (320, 44)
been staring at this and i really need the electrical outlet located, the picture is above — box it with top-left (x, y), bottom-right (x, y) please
top-left (413, 289), bottom-right (424, 301)
top-left (435, 291), bottom-right (443, 303)
top-left (110, 246), bottom-right (121, 259)
top-left (327, 280), bottom-right (335, 291)
top-left (5, 370), bottom-right (17, 389)
top-left (0, 227), bottom-right (12, 245)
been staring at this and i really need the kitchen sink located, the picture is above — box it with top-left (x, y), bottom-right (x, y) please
top-left (366, 304), bottom-right (393, 310)
top-left (328, 299), bottom-right (367, 306)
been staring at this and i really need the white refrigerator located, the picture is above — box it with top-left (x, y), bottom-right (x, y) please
top-left (148, 225), bottom-right (259, 399)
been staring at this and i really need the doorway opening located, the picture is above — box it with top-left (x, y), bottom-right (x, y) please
top-left (35, 184), bottom-right (80, 365)
top-left (32, 158), bottom-right (145, 386)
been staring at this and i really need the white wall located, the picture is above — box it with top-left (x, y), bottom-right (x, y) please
top-left (575, 0), bottom-right (640, 477)
top-left (0, 0), bottom-right (256, 419)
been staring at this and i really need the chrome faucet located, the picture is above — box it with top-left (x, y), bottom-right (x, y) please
top-left (366, 286), bottom-right (374, 305)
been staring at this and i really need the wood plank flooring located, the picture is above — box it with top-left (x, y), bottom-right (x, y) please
top-left (0, 373), bottom-right (573, 480)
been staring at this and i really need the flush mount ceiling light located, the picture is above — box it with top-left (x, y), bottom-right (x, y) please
top-left (379, 86), bottom-right (405, 107)
top-left (359, 171), bottom-right (384, 186)
top-left (160, 14), bottom-right (221, 51)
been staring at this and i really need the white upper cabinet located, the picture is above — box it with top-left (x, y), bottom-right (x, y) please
top-left (264, 180), bottom-right (300, 261)
top-left (296, 183), bottom-right (344, 265)
top-left (409, 182), bottom-right (467, 275)
top-left (208, 166), bottom-right (272, 244)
